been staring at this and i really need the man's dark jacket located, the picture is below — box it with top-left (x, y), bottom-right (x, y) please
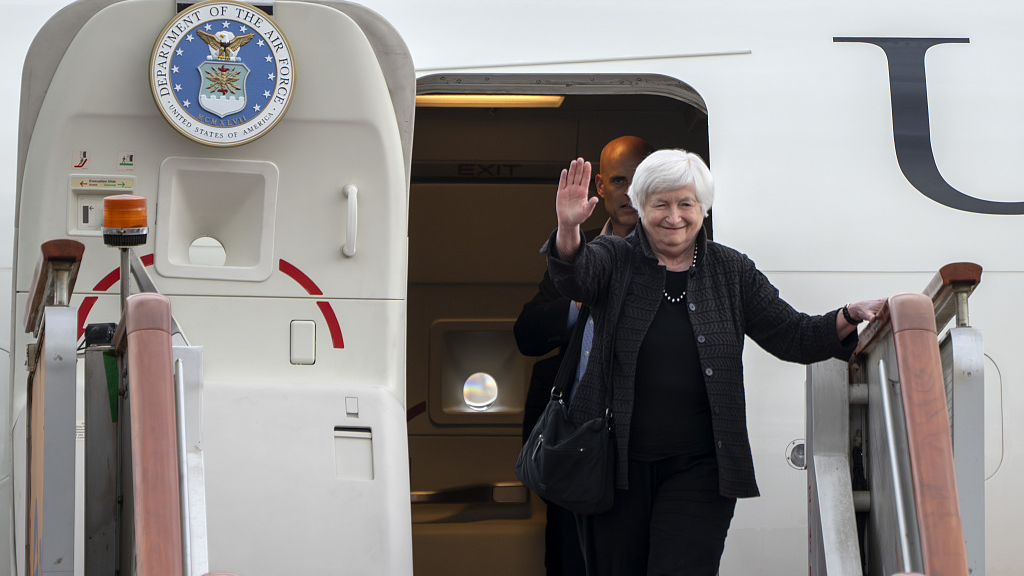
top-left (514, 229), bottom-right (600, 442)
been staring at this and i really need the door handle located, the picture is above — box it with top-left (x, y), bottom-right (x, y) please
top-left (342, 184), bottom-right (357, 258)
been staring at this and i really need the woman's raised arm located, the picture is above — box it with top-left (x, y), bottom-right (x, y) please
top-left (554, 158), bottom-right (599, 260)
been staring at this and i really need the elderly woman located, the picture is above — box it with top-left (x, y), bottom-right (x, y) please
top-left (544, 150), bottom-right (884, 576)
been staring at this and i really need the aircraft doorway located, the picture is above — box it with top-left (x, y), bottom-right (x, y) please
top-left (406, 75), bottom-right (710, 575)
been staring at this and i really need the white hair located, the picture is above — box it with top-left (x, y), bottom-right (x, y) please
top-left (627, 149), bottom-right (714, 221)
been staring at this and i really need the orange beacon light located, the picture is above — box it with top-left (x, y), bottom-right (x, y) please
top-left (102, 194), bottom-right (148, 247)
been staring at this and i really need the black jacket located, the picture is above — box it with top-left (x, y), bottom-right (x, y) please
top-left (543, 224), bottom-right (856, 497)
top-left (514, 229), bottom-right (600, 443)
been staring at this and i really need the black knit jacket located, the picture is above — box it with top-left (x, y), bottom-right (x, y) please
top-left (543, 223), bottom-right (857, 498)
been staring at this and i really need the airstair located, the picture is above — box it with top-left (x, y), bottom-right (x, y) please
top-left (807, 263), bottom-right (984, 576)
top-left (23, 236), bottom-right (223, 576)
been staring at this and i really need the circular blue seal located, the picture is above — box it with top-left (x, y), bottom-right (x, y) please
top-left (150, 0), bottom-right (295, 146)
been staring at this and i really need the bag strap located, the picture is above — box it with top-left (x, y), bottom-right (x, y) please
top-left (549, 243), bottom-right (634, 414)
top-left (603, 247), bottom-right (632, 416)
top-left (549, 308), bottom-right (584, 399)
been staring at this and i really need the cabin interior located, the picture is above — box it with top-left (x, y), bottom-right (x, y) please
top-left (406, 87), bottom-right (710, 574)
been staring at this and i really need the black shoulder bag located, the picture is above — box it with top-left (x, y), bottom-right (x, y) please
top-left (514, 251), bottom-right (631, 515)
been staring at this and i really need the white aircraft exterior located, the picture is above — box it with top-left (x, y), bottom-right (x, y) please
top-left (1, 1), bottom-right (1020, 575)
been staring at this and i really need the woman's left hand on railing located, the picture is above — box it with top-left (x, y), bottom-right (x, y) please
top-left (837, 298), bottom-right (887, 339)
top-left (848, 298), bottom-right (886, 324)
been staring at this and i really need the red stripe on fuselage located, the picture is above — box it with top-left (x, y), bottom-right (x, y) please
top-left (77, 297), bottom-right (99, 339)
top-left (316, 301), bottom-right (345, 349)
top-left (279, 259), bottom-right (324, 295)
top-left (92, 253), bottom-right (155, 291)
top-left (79, 255), bottom-right (345, 350)
top-left (81, 254), bottom-right (156, 336)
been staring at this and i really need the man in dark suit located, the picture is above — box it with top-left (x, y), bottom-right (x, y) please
top-left (514, 135), bottom-right (653, 575)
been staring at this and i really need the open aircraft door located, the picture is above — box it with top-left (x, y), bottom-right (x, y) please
top-left (10, 0), bottom-right (414, 574)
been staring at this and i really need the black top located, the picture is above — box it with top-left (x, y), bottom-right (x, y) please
top-left (630, 270), bottom-right (715, 460)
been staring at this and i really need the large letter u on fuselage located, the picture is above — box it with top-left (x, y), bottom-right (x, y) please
top-left (835, 37), bottom-right (1024, 215)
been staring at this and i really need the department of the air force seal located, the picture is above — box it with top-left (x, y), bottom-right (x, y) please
top-left (150, 0), bottom-right (294, 147)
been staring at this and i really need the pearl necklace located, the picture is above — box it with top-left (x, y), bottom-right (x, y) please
top-left (663, 243), bottom-right (698, 304)
top-left (664, 291), bottom-right (687, 304)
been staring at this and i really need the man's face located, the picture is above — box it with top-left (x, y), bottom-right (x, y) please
top-left (595, 150), bottom-right (644, 231)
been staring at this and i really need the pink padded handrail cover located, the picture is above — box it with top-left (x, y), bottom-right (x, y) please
top-left (124, 293), bottom-right (183, 576)
top-left (889, 293), bottom-right (968, 576)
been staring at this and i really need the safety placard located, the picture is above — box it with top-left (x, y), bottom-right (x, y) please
top-left (68, 175), bottom-right (138, 237)
top-left (73, 178), bottom-right (135, 190)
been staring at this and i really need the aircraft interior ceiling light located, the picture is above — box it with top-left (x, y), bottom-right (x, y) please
top-left (415, 94), bottom-right (565, 108)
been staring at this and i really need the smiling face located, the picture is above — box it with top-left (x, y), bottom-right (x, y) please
top-left (642, 185), bottom-right (704, 262)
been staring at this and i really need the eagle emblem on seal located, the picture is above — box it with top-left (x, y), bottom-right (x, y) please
top-left (196, 29), bottom-right (255, 60)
